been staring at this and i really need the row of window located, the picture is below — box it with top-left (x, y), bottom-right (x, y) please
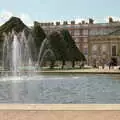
top-left (75, 38), bottom-right (88, 43)
top-left (70, 28), bottom-right (117, 36)
top-left (70, 30), bottom-right (88, 36)
top-left (92, 44), bottom-right (118, 56)
top-left (44, 28), bottom-right (116, 36)
top-left (76, 44), bottom-right (118, 57)
top-left (89, 29), bottom-right (114, 35)
top-left (77, 43), bottom-right (118, 56)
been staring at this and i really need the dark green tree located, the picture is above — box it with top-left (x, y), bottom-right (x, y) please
top-left (48, 31), bottom-right (68, 69)
top-left (0, 16), bottom-right (30, 35)
top-left (32, 21), bottom-right (46, 56)
top-left (60, 29), bottom-right (86, 68)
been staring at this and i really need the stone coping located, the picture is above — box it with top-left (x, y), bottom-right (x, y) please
top-left (0, 104), bottom-right (120, 110)
top-left (0, 69), bottom-right (120, 74)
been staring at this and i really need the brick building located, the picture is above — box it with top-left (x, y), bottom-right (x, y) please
top-left (36, 17), bottom-right (120, 66)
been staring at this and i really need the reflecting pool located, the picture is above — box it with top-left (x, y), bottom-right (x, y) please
top-left (0, 74), bottom-right (120, 103)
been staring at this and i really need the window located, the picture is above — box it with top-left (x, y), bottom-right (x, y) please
top-left (83, 38), bottom-right (88, 42)
top-left (83, 29), bottom-right (88, 35)
top-left (84, 48), bottom-right (88, 55)
top-left (71, 30), bottom-right (74, 36)
top-left (112, 45), bottom-right (117, 56)
top-left (83, 44), bottom-right (88, 55)
top-left (92, 45), bottom-right (97, 51)
top-left (101, 44), bottom-right (107, 52)
top-left (92, 45), bottom-right (97, 55)
top-left (74, 30), bottom-right (80, 36)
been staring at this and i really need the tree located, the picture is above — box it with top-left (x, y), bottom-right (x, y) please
top-left (48, 31), bottom-right (68, 69)
top-left (32, 21), bottom-right (46, 56)
top-left (0, 16), bottom-right (30, 35)
top-left (60, 29), bottom-right (86, 68)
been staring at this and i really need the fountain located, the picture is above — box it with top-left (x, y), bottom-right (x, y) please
top-left (2, 30), bottom-right (36, 76)
top-left (37, 38), bottom-right (55, 67)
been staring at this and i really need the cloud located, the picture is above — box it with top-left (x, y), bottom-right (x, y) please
top-left (0, 10), bottom-right (33, 26)
top-left (0, 10), bottom-right (13, 25)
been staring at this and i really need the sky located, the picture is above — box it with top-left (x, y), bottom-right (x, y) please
top-left (0, 0), bottom-right (120, 26)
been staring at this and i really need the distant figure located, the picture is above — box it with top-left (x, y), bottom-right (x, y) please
top-left (80, 61), bottom-right (84, 69)
top-left (101, 59), bottom-right (105, 69)
top-left (119, 67), bottom-right (120, 70)
top-left (96, 60), bottom-right (99, 68)
top-left (108, 61), bottom-right (111, 70)
top-left (102, 63), bottom-right (104, 69)
top-left (92, 59), bottom-right (97, 68)
top-left (109, 59), bottom-right (113, 70)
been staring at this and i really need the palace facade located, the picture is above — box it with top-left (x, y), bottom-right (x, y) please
top-left (38, 17), bottom-right (120, 66)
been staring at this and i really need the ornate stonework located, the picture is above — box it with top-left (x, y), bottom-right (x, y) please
top-left (89, 35), bottom-right (120, 66)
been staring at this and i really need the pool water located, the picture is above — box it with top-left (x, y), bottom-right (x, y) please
top-left (0, 74), bottom-right (120, 103)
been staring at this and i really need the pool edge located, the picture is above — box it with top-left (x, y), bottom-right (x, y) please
top-left (0, 104), bottom-right (120, 110)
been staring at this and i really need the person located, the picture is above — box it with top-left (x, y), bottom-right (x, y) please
top-left (108, 61), bottom-right (111, 69)
top-left (96, 60), bottom-right (99, 68)
top-left (119, 67), bottom-right (120, 70)
top-left (109, 59), bottom-right (113, 70)
top-left (92, 59), bottom-right (97, 68)
top-left (80, 61), bottom-right (84, 69)
top-left (101, 59), bottom-right (105, 69)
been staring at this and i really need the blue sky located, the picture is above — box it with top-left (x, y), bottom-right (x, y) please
top-left (0, 0), bottom-right (120, 25)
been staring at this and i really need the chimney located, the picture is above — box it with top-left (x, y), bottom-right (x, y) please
top-left (89, 18), bottom-right (94, 24)
top-left (56, 22), bottom-right (60, 25)
top-left (71, 21), bottom-right (75, 25)
top-left (82, 20), bottom-right (85, 24)
top-left (34, 21), bottom-right (40, 26)
top-left (109, 17), bottom-right (113, 23)
top-left (51, 22), bottom-right (54, 25)
top-left (63, 21), bottom-right (68, 25)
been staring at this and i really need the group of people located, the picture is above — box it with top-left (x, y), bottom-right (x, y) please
top-left (93, 57), bottom-right (118, 70)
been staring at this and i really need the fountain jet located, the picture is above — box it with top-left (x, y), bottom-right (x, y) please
top-left (2, 30), bottom-right (36, 76)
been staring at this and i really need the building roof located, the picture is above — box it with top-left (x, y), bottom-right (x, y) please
top-left (109, 28), bottom-right (120, 35)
